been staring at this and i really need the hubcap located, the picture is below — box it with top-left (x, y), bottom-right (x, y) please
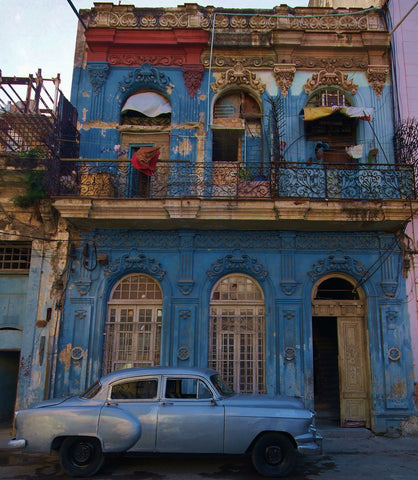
top-left (265, 445), bottom-right (283, 465)
top-left (73, 442), bottom-right (92, 465)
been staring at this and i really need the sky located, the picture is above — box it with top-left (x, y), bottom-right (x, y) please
top-left (0, 0), bottom-right (308, 99)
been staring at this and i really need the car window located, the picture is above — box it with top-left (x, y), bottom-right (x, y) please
top-left (81, 381), bottom-right (101, 399)
top-left (210, 374), bottom-right (234, 396)
top-left (165, 378), bottom-right (213, 399)
top-left (111, 378), bottom-right (158, 400)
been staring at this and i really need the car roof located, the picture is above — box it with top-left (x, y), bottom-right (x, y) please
top-left (100, 366), bottom-right (218, 384)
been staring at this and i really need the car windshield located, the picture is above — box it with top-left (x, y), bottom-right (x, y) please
top-left (81, 381), bottom-right (101, 399)
top-left (210, 374), bottom-right (234, 396)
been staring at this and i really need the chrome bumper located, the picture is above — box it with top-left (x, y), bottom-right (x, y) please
top-left (8, 438), bottom-right (26, 449)
top-left (295, 430), bottom-right (323, 455)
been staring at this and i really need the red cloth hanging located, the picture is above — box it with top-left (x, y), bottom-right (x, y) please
top-left (131, 147), bottom-right (160, 176)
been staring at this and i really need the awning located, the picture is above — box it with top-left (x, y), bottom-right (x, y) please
top-left (122, 92), bottom-right (171, 117)
top-left (304, 106), bottom-right (374, 121)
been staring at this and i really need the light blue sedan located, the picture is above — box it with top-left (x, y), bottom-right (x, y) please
top-left (9, 366), bottom-right (322, 477)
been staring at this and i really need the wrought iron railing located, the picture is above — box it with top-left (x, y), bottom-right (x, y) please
top-left (54, 159), bottom-right (416, 201)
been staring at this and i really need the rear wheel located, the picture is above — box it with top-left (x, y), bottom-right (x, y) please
top-left (251, 432), bottom-right (297, 477)
top-left (59, 436), bottom-right (104, 477)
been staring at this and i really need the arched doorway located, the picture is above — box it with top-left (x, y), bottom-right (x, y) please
top-left (312, 275), bottom-right (371, 428)
top-left (208, 274), bottom-right (265, 393)
top-left (102, 273), bottom-right (163, 373)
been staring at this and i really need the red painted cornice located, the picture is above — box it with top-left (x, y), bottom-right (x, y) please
top-left (85, 28), bottom-right (209, 65)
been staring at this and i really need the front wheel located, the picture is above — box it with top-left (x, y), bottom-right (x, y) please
top-left (59, 436), bottom-right (104, 477)
top-left (251, 432), bottom-right (297, 477)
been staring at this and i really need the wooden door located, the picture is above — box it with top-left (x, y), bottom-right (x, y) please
top-left (337, 317), bottom-right (370, 427)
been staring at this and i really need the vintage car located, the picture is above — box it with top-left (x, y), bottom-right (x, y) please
top-left (9, 367), bottom-right (322, 477)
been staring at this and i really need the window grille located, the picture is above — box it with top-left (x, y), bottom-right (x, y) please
top-left (209, 274), bottom-right (265, 393)
top-left (103, 274), bottom-right (162, 373)
top-left (0, 245), bottom-right (31, 271)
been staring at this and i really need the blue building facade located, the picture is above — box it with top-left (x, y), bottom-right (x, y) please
top-left (48, 3), bottom-right (417, 432)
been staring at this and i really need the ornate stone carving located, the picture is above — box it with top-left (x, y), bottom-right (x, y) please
top-left (308, 251), bottom-right (365, 281)
top-left (303, 69), bottom-right (358, 95)
top-left (293, 56), bottom-right (368, 70)
top-left (74, 280), bottom-right (92, 296)
top-left (119, 63), bottom-right (171, 93)
top-left (203, 54), bottom-right (275, 69)
top-left (177, 345), bottom-right (190, 361)
top-left (273, 64), bottom-right (296, 98)
top-left (280, 281), bottom-right (299, 296)
top-left (206, 251), bottom-right (268, 280)
top-left (87, 62), bottom-right (109, 94)
top-left (104, 251), bottom-right (166, 279)
top-left (182, 64), bottom-right (204, 97)
top-left (178, 280), bottom-right (194, 295)
top-left (109, 54), bottom-right (185, 67)
top-left (367, 65), bottom-right (389, 98)
top-left (388, 347), bottom-right (401, 362)
top-left (211, 62), bottom-right (266, 94)
top-left (89, 5), bottom-right (385, 33)
top-left (380, 281), bottom-right (398, 298)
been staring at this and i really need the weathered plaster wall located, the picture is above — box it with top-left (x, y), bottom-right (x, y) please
top-left (54, 229), bottom-right (415, 432)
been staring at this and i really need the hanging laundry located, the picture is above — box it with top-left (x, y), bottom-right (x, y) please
top-left (131, 146), bottom-right (161, 176)
top-left (345, 144), bottom-right (364, 159)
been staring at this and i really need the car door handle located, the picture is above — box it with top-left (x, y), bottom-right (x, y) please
top-left (161, 401), bottom-right (174, 406)
top-left (105, 401), bottom-right (119, 407)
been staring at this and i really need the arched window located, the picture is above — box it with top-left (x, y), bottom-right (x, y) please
top-left (103, 274), bottom-right (162, 373)
top-left (208, 274), bottom-right (265, 393)
top-left (212, 90), bottom-right (262, 165)
top-left (121, 91), bottom-right (171, 126)
top-left (304, 87), bottom-right (358, 165)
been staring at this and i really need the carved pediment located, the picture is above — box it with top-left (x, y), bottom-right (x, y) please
top-left (303, 69), bottom-right (358, 96)
top-left (211, 62), bottom-right (266, 94)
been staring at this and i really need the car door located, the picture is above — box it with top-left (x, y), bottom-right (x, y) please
top-left (99, 376), bottom-right (159, 452)
top-left (156, 375), bottom-right (224, 453)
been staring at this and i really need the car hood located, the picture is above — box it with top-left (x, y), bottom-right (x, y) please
top-left (220, 394), bottom-right (306, 409)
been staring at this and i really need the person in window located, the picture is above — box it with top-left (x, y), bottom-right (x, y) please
top-left (308, 142), bottom-right (329, 167)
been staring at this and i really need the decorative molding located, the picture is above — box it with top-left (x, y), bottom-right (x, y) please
top-left (211, 62), bottom-right (266, 94)
top-left (182, 64), bottom-right (204, 97)
top-left (206, 251), bottom-right (268, 280)
top-left (388, 347), bottom-right (401, 362)
top-left (88, 6), bottom-right (385, 33)
top-left (380, 281), bottom-right (398, 298)
top-left (178, 279), bottom-right (194, 295)
top-left (293, 56), bottom-right (368, 70)
top-left (74, 280), bottom-right (92, 296)
top-left (87, 62), bottom-right (110, 95)
top-left (70, 346), bottom-right (86, 361)
top-left (308, 252), bottom-right (365, 281)
top-left (303, 69), bottom-right (358, 95)
top-left (74, 310), bottom-right (87, 321)
top-left (202, 54), bottom-right (275, 69)
top-left (177, 345), bottom-right (190, 361)
top-left (104, 251), bottom-right (166, 279)
top-left (284, 347), bottom-right (296, 362)
top-left (280, 281), bottom-right (299, 296)
top-left (367, 65), bottom-right (389, 98)
top-left (118, 63), bottom-right (171, 93)
top-left (273, 64), bottom-right (296, 98)
top-left (109, 54), bottom-right (184, 67)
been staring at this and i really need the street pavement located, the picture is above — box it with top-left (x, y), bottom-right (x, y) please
top-left (1, 421), bottom-right (417, 479)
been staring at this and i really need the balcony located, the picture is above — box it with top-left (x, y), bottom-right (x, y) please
top-left (51, 159), bottom-right (416, 232)
top-left (54, 159), bottom-right (415, 201)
